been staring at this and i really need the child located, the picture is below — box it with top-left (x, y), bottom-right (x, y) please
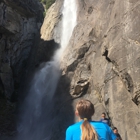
top-left (112, 127), bottom-right (122, 140)
top-left (65, 99), bottom-right (117, 140)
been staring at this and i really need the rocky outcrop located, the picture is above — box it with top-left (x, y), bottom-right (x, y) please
top-left (0, 0), bottom-right (44, 136)
top-left (32, 0), bottom-right (62, 66)
top-left (46, 0), bottom-right (140, 139)
top-left (40, 0), bottom-right (63, 42)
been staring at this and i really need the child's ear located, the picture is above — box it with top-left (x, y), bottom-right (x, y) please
top-left (75, 110), bottom-right (79, 116)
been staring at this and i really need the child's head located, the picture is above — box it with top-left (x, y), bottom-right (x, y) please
top-left (75, 99), bottom-right (97, 140)
top-left (112, 127), bottom-right (118, 134)
top-left (101, 112), bottom-right (106, 119)
top-left (76, 99), bottom-right (95, 120)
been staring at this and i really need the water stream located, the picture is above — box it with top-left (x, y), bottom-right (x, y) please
top-left (17, 0), bottom-right (77, 140)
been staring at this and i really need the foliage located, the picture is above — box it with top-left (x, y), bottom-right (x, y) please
top-left (39, 0), bottom-right (56, 11)
top-left (45, 0), bottom-right (56, 10)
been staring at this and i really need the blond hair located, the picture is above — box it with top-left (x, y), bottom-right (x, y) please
top-left (76, 99), bottom-right (98, 140)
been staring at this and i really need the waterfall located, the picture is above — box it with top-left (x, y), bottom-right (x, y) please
top-left (54, 0), bottom-right (77, 61)
top-left (17, 0), bottom-right (77, 140)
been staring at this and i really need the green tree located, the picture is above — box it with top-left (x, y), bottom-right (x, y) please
top-left (38, 0), bottom-right (56, 10)
top-left (45, 0), bottom-right (56, 10)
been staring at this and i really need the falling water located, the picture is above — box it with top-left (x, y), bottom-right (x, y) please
top-left (54, 0), bottom-right (77, 61)
top-left (17, 0), bottom-right (77, 140)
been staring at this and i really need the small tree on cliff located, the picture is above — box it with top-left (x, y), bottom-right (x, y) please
top-left (45, 0), bottom-right (56, 10)
top-left (38, 0), bottom-right (56, 10)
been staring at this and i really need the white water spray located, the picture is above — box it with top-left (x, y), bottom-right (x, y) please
top-left (17, 0), bottom-right (77, 140)
top-left (54, 0), bottom-right (77, 61)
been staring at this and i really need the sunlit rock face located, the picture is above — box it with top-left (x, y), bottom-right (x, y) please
top-left (0, 0), bottom-right (44, 99)
top-left (34, 0), bottom-right (63, 66)
top-left (57, 0), bottom-right (140, 139)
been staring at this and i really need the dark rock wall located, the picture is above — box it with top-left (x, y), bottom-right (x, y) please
top-left (0, 0), bottom-right (44, 100)
top-left (0, 0), bottom-right (44, 136)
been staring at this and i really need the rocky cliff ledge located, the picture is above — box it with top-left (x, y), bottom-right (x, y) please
top-left (42, 0), bottom-right (140, 139)
top-left (0, 0), bottom-right (44, 136)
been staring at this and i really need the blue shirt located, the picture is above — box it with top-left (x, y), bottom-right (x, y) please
top-left (100, 118), bottom-right (110, 126)
top-left (66, 121), bottom-right (117, 140)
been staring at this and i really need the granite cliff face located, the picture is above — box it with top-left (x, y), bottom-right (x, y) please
top-left (41, 0), bottom-right (140, 139)
top-left (0, 0), bottom-right (44, 136)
